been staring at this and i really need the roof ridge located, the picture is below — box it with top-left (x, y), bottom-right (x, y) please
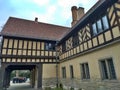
top-left (9, 16), bottom-right (70, 29)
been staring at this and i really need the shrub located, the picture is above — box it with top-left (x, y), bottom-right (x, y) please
top-left (70, 87), bottom-right (74, 90)
top-left (54, 87), bottom-right (63, 90)
top-left (44, 87), bottom-right (52, 90)
top-left (59, 83), bottom-right (63, 89)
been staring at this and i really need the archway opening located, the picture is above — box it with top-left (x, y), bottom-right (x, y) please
top-left (6, 65), bottom-right (36, 90)
top-left (10, 70), bottom-right (30, 84)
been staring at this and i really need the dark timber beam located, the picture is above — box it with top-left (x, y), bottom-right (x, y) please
top-left (1, 55), bottom-right (56, 59)
top-left (36, 64), bottom-right (43, 88)
top-left (0, 64), bottom-right (8, 90)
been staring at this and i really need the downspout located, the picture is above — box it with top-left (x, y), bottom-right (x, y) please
top-left (55, 41), bottom-right (59, 87)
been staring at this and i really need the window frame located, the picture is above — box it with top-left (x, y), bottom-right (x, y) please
top-left (92, 15), bottom-right (109, 36)
top-left (99, 58), bottom-right (116, 80)
top-left (70, 65), bottom-right (74, 79)
top-left (62, 66), bottom-right (66, 78)
top-left (102, 15), bottom-right (109, 30)
top-left (45, 42), bottom-right (55, 51)
top-left (80, 62), bottom-right (90, 80)
top-left (97, 19), bottom-right (103, 33)
top-left (62, 42), bottom-right (66, 52)
top-left (72, 32), bottom-right (79, 47)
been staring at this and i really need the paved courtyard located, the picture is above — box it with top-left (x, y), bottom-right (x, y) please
top-left (7, 82), bottom-right (41, 90)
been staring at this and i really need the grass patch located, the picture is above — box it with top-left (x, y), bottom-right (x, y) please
top-left (53, 87), bottom-right (64, 90)
top-left (44, 87), bottom-right (66, 90)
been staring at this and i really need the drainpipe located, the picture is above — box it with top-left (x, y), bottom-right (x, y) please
top-left (55, 41), bottom-right (59, 87)
top-left (0, 36), bottom-right (3, 68)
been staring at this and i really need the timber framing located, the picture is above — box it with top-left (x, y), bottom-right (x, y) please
top-left (1, 0), bottom-right (120, 89)
top-left (1, 0), bottom-right (120, 64)
top-left (58, 0), bottom-right (120, 61)
top-left (0, 0), bottom-right (120, 68)
top-left (1, 36), bottom-right (57, 63)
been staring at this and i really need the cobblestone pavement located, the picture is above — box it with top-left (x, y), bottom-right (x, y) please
top-left (7, 83), bottom-right (41, 90)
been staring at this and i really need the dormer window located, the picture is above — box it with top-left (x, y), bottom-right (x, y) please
top-left (92, 15), bottom-right (109, 36)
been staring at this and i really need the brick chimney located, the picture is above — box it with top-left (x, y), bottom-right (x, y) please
top-left (71, 6), bottom-right (77, 26)
top-left (35, 17), bottom-right (38, 23)
top-left (71, 6), bottom-right (84, 27)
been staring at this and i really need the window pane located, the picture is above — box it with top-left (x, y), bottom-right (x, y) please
top-left (62, 42), bottom-right (66, 52)
top-left (70, 65), bottom-right (74, 79)
top-left (101, 61), bottom-right (108, 79)
top-left (107, 59), bottom-right (116, 79)
top-left (92, 23), bottom-right (97, 36)
top-left (81, 63), bottom-right (90, 79)
top-left (82, 64), bottom-right (86, 79)
top-left (73, 33), bottom-right (79, 46)
top-left (64, 67), bottom-right (66, 78)
top-left (97, 20), bottom-right (103, 33)
top-left (45, 43), bottom-right (55, 50)
top-left (45, 43), bottom-right (49, 50)
top-left (102, 16), bottom-right (109, 30)
top-left (86, 63), bottom-right (90, 79)
top-left (62, 67), bottom-right (66, 78)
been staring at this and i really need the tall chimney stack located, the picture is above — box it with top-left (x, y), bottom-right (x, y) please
top-left (71, 6), bottom-right (78, 26)
top-left (77, 7), bottom-right (84, 20)
top-left (71, 6), bottom-right (84, 27)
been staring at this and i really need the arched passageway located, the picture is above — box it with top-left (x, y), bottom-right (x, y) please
top-left (0, 63), bottom-right (42, 90)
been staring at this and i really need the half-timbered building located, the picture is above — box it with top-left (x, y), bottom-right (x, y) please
top-left (0, 0), bottom-right (120, 90)
top-left (58, 0), bottom-right (120, 90)
top-left (0, 17), bottom-right (69, 89)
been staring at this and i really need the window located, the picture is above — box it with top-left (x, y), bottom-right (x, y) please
top-left (62, 42), bottom-right (66, 52)
top-left (92, 15), bottom-right (109, 36)
top-left (45, 42), bottom-right (55, 50)
top-left (92, 23), bottom-right (97, 36)
top-left (70, 65), bottom-right (74, 79)
top-left (99, 58), bottom-right (116, 80)
top-left (80, 63), bottom-right (90, 79)
top-left (102, 15), bottom-right (109, 30)
top-left (97, 19), bottom-right (102, 33)
top-left (72, 33), bottom-right (79, 47)
top-left (62, 67), bottom-right (66, 78)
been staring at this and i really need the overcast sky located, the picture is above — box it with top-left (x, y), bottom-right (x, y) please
top-left (0, 0), bottom-right (98, 31)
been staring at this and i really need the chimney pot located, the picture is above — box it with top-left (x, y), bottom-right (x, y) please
top-left (71, 6), bottom-right (77, 11)
top-left (35, 17), bottom-right (38, 22)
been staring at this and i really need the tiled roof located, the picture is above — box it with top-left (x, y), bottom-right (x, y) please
top-left (1, 17), bottom-right (70, 41)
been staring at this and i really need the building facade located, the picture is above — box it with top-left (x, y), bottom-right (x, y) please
top-left (58, 0), bottom-right (120, 90)
top-left (0, 0), bottom-right (120, 90)
top-left (0, 17), bottom-right (69, 89)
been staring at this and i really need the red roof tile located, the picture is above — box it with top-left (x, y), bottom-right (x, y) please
top-left (1, 17), bottom-right (70, 41)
